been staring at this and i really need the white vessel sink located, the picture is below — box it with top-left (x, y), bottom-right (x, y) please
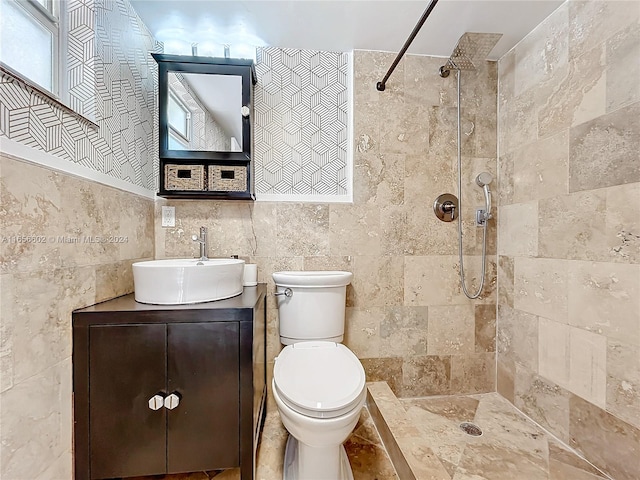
top-left (133, 258), bottom-right (245, 305)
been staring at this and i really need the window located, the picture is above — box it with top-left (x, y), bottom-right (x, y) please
top-left (168, 89), bottom-right (191, 149)
top-left (0, 0), bottom-right (62, 95)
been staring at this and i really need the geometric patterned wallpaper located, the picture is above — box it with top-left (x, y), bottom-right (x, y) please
top-left (67, 0), bottom-right (96, 120)
top-left (254, 47), bottom-right (350, 196)
top-left (0, 0), bottom-right (160, 191)
top-left (94, 0), bottom-right (159, 189)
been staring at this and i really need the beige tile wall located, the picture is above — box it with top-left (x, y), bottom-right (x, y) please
top-left (0, 154), bottom-right (154, 478)
top-left (156, 50), bottom-right (498, 399)
top-left (497, 1), bottom-right (640, 478)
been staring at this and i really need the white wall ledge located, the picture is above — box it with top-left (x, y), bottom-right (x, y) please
top-left (256, 193), bottom-right (352, 203)
top-left (0, 137), bottom-right (157, 200)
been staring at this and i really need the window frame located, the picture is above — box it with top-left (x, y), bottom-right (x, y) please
top-left (0, 0), bottom-right (65, 97)
top-left (168, 88), bottom-right (192, 144)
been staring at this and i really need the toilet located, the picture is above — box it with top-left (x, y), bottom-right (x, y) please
top-left (272, 271), bottom-right (366, 480)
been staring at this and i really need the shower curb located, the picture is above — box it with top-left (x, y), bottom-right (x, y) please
top-left (366, 382), bottom-right (451, 480)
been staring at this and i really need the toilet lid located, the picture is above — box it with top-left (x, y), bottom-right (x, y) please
top-left (273, 342), bottom-right (366, 419)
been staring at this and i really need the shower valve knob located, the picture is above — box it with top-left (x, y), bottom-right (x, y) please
top-left (443, 203), bottom-right (456, 221)
top-left (434, 194), bottom-right (459, 222)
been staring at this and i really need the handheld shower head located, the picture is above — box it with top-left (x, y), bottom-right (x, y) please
top-left (475, 172), bottom-right (493, 224)
top-left (476, 172), bottom-right (493, 187)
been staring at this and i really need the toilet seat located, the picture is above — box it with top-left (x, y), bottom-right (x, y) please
top-left (273, 341), bottom-right (366, 419)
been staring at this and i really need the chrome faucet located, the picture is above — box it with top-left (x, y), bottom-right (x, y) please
top-left (191, 226), bottom-right (208, 261)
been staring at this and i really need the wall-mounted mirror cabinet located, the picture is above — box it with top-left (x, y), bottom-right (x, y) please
top-left (152, 54), bottom-right (256, 200)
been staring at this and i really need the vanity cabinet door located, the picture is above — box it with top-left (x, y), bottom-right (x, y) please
top-left (89, 324), bottom-right (167, 479)
top-left (167, 322), bottom-right (240, 473)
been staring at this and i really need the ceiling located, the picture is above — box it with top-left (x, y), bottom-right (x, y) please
top-left (130, 0), bottom-right (564, 61)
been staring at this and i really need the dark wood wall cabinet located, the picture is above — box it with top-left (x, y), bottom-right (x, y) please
top-left (72, 285), bottom-right (266, 480)
top-left (152, 54), bottom-right (257, 200)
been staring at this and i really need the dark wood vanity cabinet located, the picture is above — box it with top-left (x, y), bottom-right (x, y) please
top-left (72, 285), bottom-right (266, 480)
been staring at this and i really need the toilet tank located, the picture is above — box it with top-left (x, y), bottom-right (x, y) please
top-left (272, 271), bottom-right (353, 345)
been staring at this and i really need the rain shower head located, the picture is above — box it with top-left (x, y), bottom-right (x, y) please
top-left (439, 32), bottom-right (503, 77)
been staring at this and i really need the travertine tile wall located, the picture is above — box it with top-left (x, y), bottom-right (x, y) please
top-left (156, 50), bottom-right (498, 398)
top-left (496, 1), bottom-right (640, 478)
top-left (0, 154), bottom-right (154, 478)
top-left (0, 0), bottom-right (158, 477)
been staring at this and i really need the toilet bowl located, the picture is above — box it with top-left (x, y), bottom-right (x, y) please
top-left (273, 341), bottom-right (366, 480)
top-left (272, 271), bottom-right (365, 479)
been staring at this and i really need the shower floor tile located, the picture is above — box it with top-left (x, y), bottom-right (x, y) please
top-left (368, 381), bottom-right (612, 480)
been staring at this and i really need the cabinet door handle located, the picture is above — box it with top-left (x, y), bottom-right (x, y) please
top-left (164, 392), bottom-right (181, 410)
top-left (148, 394), bottom-right (165, 411)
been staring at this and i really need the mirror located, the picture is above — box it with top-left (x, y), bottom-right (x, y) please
top-left (167, 72), bottom-right (243, 152)
top-left (153, 53), bottom-right (256, 162)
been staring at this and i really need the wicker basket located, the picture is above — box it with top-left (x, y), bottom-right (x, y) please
top-left (165, 164), bottom-right (205, 191)
top-left (208, 165), bottom-right (247, 192)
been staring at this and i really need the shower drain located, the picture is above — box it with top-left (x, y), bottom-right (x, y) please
top-left (459, 422), bottom-right (483, 436)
